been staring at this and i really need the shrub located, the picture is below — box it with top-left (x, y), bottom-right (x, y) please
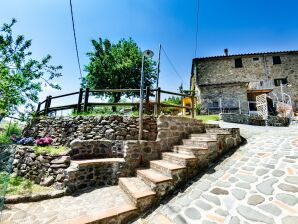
top-left (4, 122), bottom-right (22, 136)
top-left (35, 137), bottom-right (53, 146)
top-left (17, 137), bottom-right (35, 145)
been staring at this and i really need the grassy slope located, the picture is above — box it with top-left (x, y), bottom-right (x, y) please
top-left (195, 115), bottom-right (219, 123)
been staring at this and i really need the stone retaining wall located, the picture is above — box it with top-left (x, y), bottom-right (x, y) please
top-left (12, 146), bottom-right (70, 189)
top-left (65, 159), bottom-right (127, 192)
top-left (23, 115), bottom-right (157, 146)
top-left (220, 113), bottom-right (290, 126)
top-left (68, 140), bottom-right (124, 159)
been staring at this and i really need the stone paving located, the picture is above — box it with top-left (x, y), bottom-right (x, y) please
top-left (136, 123), bottom-right (298, 224)
top-left (0, 186), bottom-right (134, 224)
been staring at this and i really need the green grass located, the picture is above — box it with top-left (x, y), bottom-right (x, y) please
top-left (195, 115), bottom-right (220, 123)
top-left (0, 172), bottom-right (53, 196)
top-left (0, 132), bottom-right (11, 144)
top-left (33, 146), bottom-right (68, 155)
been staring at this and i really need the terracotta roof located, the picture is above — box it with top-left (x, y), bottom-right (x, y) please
top-left (194, 50), bottom-right (298, 61)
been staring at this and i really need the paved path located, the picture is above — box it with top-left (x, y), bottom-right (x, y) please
top-left (1, 186), bottom-right (134, 224)
top-left (136, 123), bottom-right (298, 224)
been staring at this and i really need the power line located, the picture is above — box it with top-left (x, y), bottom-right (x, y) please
top-left (69, 0), bottom-right (83, 79)
top-left (194, 0), bottom-right (200, 57)
top-left (161, 46), bottom-right (186, 86)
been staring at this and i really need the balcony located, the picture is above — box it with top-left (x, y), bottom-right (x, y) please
top-left (248, 80), bottom-right (274, 92)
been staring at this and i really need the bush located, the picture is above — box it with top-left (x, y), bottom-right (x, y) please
top-left (0, 133), bottom-right (11, 144)
top-left (35, 137), bottom-right (53, 146)
top-left (4, 122), bottom-right (22, 136)
top-left (17, 137), bottom-right (35, 145)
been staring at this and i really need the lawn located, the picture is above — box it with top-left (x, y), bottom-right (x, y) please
top-left (32, 146), bottom-right (68, 155)
top-left (0, 172), bottom-right (53, 196)
top-left (195, 115), bottom-right (220, 123)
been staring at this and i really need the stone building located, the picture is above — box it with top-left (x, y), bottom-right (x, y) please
top-left (190, 50), bottom-right (298, 114)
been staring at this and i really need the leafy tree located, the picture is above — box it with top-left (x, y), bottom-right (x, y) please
top-left (162, 96), bottom-right (181, 105)
top-left (162, 96), bottom-right (181, 115)
top-left (83, 37), bottom-right (157, 111)
top-left (0, 19), bottom-right (62, 121)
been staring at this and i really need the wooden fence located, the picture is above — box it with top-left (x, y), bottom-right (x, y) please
top-left (36, 87), bottom-right (196, 117)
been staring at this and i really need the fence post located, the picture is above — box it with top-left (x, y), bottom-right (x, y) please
top-left (145, 86), bottom-right (150, 114)
top-left (83, 88), bottom-right (90, 112)
top-left (43, 97), bottom-right (48, 116)
top-left (44, 95), bottom-right (52, 116)
top-left (77, 88), bottom-right (84, 114)
top-left (191, 94), bottom-right (195, 118)
top-left (36, 102), bottom-right (41, 115)
top-left (156, 87), bottom-right (161, 115)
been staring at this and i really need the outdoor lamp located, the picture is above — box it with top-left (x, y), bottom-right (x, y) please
top-left (139, 50), bottom-right (154, 140)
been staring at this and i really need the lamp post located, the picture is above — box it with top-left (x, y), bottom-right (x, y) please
top-left (139, 50), bottom-right (154, 140)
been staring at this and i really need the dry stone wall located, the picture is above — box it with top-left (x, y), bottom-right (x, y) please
top-left (220, 113), bottom-right (290, 126)
top-left (23, 115), bottom-right (157, 146)
top-left (65, 159), bottom-right (127, 192)
top-left (12, 146), bottom-right (70, 190)
top-left (68, 140), bottom-right (124, 159)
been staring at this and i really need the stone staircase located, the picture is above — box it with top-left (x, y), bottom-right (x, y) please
top-left (68, 125), bottom-right (241, 223)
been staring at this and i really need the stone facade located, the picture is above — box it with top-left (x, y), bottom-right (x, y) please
top-left (191, 50), bottom-right (298, 114)
top-left (23, 115), bottom-right (157, 146)
top-left (12, 146), bottom-right (70, 189)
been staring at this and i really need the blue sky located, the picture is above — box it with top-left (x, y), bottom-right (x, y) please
top-left (1, 0), bottom-right (298, 107)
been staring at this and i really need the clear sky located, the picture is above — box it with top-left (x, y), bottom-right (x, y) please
top-left (1, 0), bottom-right (298, 106)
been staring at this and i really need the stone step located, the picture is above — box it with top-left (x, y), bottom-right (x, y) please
top-left (190, 133), bottom-right (217, 138)
top-left (71, 158), bottom-right (125, 167)
top-left (150, 160), bottom-right (186, 176)
top-left (162, 152), bottom-right (200, 178)
top-left (204, 124), bottom-right (220, 129)
top-left (137, 169), bottom-right (173, 197)
top-left (162, 152), bottom-right (197, 166)
top-left (150, 160), bottom-right (187, 185)
top-left (119, 177), bottom-right (156, 212)
top-left (182, 139), bottom-right (217, 147)
top-left (190, 133), bottom-right (233, 140)
top-left (173, 145), bottom-right (209, 157)
top-left (66, 203), bottom-right (138, 224)
top-left (205, 128), bottom-right (231, 135)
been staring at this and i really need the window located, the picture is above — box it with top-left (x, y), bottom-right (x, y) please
top-left (274, 78), bottom-right (288, 86)
top-left (235, 58), bottom-right (243, 68)
top-left (253, 57), bottom-right (259, 61)
top-left (273, 56), bottom-right (281, 65)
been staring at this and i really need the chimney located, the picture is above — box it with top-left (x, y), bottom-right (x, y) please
top-left (224, 48), bottom-right (229, 56)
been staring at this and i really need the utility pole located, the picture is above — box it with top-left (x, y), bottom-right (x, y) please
top-left (156, 44), bottom-right (162, 89)
top-left (154, 44), bottom-right (162, 116)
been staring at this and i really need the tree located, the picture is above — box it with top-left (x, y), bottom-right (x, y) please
top-left (0, 19), bottom-right (62, 121)
top-left (83, 37), bottom-right (157, 111)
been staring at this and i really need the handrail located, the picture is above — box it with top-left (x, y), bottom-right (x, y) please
top-left (90, 89), bottom-right (141, 93)
top-left (51, 91), bottom-right (80, 99)
top-left (160, 90), bottom-right (190, 97)
top-left (36, 87), bottom-right (195, 118)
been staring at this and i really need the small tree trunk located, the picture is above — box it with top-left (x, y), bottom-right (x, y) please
top-left (112, 93), bottom-right (121, 112)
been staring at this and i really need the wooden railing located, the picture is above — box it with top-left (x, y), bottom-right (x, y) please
top-left (36, 87), bottom-right (196, 117)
